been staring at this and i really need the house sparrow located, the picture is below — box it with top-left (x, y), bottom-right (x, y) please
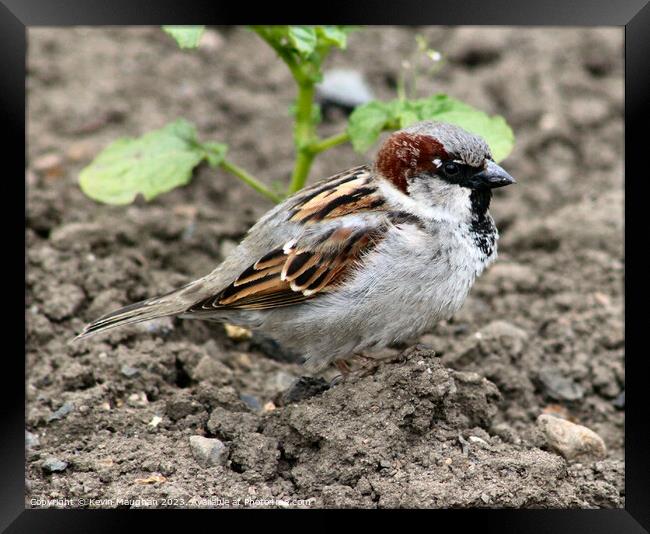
top-left (76, 121), bottom-right (515, 373)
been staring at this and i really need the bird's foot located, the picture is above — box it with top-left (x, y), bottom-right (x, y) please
top-left (329, 354), bottom-right (380, 385)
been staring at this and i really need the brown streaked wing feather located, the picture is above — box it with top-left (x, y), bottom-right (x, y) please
top-left (187, 225), bottom-right (389, 312)
top-left (185, 165), bottom-right (396, 313)
top-left (287, 165), bottom-right (385, 224)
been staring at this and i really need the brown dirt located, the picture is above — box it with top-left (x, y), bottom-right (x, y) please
top-left (26, 26), bottom-right (624, 508)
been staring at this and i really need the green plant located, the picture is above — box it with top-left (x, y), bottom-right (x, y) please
top-left (79, 26), bottom-right (515, 206)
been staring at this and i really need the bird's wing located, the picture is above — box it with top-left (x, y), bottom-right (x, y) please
top-left (186, 166), bottom-right (408, 312)
top-left (283, 164), bottom-right (386, 224)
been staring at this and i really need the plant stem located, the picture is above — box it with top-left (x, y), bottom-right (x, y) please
top-left (288, 81), bottom-right (317, 194)
top-left (220, 159), bottom-right (282, 203)
top-left (309, 131), bottom-right (350, 154)
top-left (252, 27), bottom-right (349, 196)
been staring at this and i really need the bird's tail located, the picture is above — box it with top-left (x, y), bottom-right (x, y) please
top-left (73, 291), bottom-right (189, 341)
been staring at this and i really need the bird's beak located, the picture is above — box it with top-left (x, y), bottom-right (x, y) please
top-left (476, 160), bottom-right (516, 189)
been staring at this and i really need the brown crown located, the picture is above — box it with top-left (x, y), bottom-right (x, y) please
top-left (375, 132), bottom-right (449, 193)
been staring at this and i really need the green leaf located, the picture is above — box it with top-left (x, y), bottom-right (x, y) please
top-left (315, 26), bottom-right (352, 48)
top-left (347, 101), bottom-right (392, 152)
top-left (79, 119), bottom-right (224, 205)
top-left (287, 26), bottom-right (318, 58)
top-left (253, 25), bottom-right (352, 60)
top-left (162, 26), bottom-right (205, 49)
top-left (346, 94), bottom-right (515, 162)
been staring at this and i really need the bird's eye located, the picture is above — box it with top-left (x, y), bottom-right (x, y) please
top-left (443, 162), bottom-right (460, 176)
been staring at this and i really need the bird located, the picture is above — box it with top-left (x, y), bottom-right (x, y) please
top-left (75, 120), bottom-right (516, 373)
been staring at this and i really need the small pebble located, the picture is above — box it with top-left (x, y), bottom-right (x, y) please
top-left (224, 323), bottom-right (252, 341)
top-left (48, 401), bottom-right (74, 422)
top-left (538, 367), bottom-right (584, 401)
top-left (120, 364), bottom-right (139, 378)
top-left (25, 430), bottom-right (40, 449)
top-left (537, 414), bottom-right (607, 463)
top-left (189, 436), bottom-right (229, 468)
top-left (127, 392), bottom-right (148, 408)
top-left (42, 457), bottom-right (68, 473)
top-left (148, 415), bottom-right (163, 428)
top-left (33, 153), bottom-right (64, 179)
top-left (240, 394), bottom-right (262, 412)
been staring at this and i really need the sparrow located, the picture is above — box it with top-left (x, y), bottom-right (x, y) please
top-left (75, 121), bottom-right (516, 373)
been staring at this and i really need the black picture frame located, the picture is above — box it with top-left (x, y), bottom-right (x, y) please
top-left (10, 0), bottom-right (649, 531)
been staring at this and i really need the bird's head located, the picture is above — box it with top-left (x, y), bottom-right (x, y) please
top-left (375, 121), bottom-right (515, 216)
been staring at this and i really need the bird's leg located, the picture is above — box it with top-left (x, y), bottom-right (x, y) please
top-left (353, 352), bottom-right (377, 365)
top-left (353, 352), bottom-right (383, 376)
top-left (328, 359), bottom-right (352, 387)
top-left (334, 359), bottom-right (352, 376)
top-left (331, 354), bottom-right (379, 385)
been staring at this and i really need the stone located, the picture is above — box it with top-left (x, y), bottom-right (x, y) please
top-left (25, 430), bottom-right (40, 450)
top-left (537, 414), bottom-right (607, 463)
top-left (224, 323), bottom-right (252, 341)
top-left (239, 394), bottom-right (261, 412)
top-left (33, 153), bottom-right (64, 179)
top-left (127, 392), bottom-right (148, 408)
top-left (537, 367), bottom-right (584, 401)
top-left (120, 364), bottom-right (139, 378)
top-left (189, 436), bottom-right (228, 468)
top-left (48, 401), bottom-right (74, 422)
top-left (42, 457), bottom-right (68, 473)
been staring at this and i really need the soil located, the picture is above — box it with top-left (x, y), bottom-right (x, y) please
top-left (26, 26), bottom-right (624, 508)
